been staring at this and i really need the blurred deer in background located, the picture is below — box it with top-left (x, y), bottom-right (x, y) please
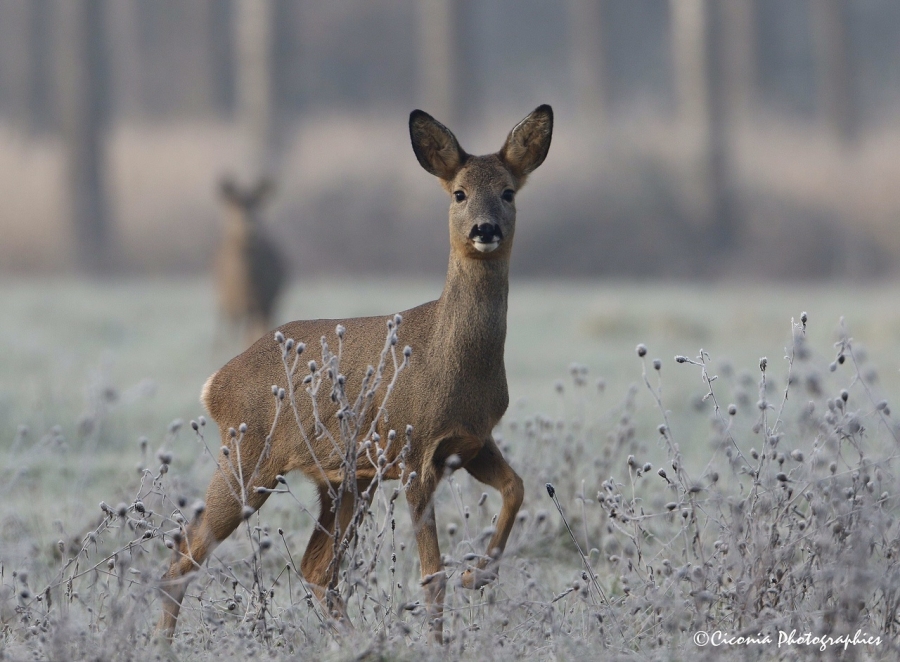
top-left (159, 106), bottom-right (552, 643)
top-left (214, 176), bottom-right (286, 347)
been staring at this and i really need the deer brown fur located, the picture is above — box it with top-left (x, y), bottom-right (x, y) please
top-left (157, 105), bottom-right (553, 642)
top-left (214, 177), bottom-right (286, 346)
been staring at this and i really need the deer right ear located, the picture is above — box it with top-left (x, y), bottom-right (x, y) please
top-left (219, 176), bottom-right (239, 202)
top-left (409, 110), bottom-right (467, 182)
top-left (248, 178), bottom-right (276, 207)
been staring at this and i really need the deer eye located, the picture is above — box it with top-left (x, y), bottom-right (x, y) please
top-left (501, 189), bottom-right (515, 203)
top-left (453, 190), bottom-right (466, 203)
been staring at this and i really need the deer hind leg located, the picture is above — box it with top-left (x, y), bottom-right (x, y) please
top-left (459, 436), bottom-right (524, 590)
top-left (300, 480), bottom-right (368, 625)
top-left (156, 444), bottom-right (277, 639)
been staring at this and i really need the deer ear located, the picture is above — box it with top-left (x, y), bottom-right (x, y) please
top-left (409, 110), bottom-right (467, 181)
top-left (219, 175), bottom-right (240, 202)
top-left (249, 178), bottom-right (276, 206)
top-left (500, 104), bottom-right (553, 184)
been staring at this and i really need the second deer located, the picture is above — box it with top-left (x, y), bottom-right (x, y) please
top-left (214, 176), bottom-right (286, 347)
top-left (159, 105), bottom-right (553, 643)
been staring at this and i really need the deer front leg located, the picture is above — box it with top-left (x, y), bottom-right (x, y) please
top-left (459, 436), bottom-right (524, 589)
top-left (407, 478), bottom-right (446, 643)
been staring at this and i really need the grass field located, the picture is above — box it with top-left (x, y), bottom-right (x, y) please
top-left (2, 277), bottom-right (900, 660)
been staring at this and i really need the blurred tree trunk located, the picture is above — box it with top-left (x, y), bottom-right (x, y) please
top-left (671, 0), bottom-right (710, 135)
top-left (235, 0), bottom-right (276, 177)
top-left (178, 1), bottom-right (219, 117)
top-left (568, 0), bottom-right (606, 125)
top-left (58, 0), bottom-right (113, 274)
top-left (27, 0), bottom-right (58, 134)
top-left (718, 0), bottom-right (757, 129)
top-left (0, 1), bottom-right (30, 127)
top-left (417, 0), bottom-right (459, 124)
top-left (811, 0), bottom-right (856, 142)
top-left (671, 0), bottom-right (747, 250)
top-left (106, 0), bottom-right (143, 120)
top-left (209, 0), bottom-right (236, 117)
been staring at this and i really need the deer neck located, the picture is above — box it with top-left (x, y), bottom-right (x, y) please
top-left (432, 252), bottom-right (509, 364)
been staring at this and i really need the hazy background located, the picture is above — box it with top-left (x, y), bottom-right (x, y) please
top-left (1, 0), bottom-right (899, 280)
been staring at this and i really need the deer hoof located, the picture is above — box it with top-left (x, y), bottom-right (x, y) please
top-left (460, 566), bottom-right (497, 590)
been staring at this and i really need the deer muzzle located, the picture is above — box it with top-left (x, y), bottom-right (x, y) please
top-left (469, 223), bottom-right (503, 253)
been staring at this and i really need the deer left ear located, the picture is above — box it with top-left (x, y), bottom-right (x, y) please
top-left (248, 178), bottom-right (276, 207)
top-left (500, 104), bottom-right (553, 185)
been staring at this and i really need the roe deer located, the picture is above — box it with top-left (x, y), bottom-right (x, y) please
top-left (214, 176), bottom-right (286, 346)
top-left (158, 105), bottom-right (553, 642)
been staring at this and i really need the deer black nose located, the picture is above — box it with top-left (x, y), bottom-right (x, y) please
top-left (469, 223), bottom-right (503, 242)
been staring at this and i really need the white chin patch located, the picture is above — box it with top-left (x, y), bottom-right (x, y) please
top-left (473, 241), bottom-right (500, 253)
